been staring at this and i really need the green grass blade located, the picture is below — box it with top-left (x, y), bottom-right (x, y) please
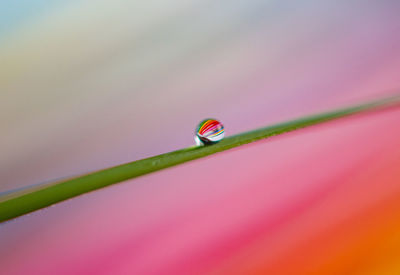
top-left (1, 94), bottom-right (400, 222)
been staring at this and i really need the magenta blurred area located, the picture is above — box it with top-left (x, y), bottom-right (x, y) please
top-left (1, 104), bottom-right (400, 275)
top-left (2, 1), bottom-right (400, 274)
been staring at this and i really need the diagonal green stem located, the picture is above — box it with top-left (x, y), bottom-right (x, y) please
top-left (1, 94), bottom-right (400, 222)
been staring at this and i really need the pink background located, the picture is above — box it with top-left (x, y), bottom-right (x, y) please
top-left (1, 1), bottom-right (400, 274)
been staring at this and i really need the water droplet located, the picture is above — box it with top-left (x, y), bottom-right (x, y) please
top-left (195, 119), bottom-right (225, 145)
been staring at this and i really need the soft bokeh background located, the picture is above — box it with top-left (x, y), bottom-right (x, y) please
top-left (1, 0), bottom-right (400, 274)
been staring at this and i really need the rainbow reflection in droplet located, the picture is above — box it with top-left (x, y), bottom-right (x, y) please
top-left (195, 119), bottom-right (225, 145)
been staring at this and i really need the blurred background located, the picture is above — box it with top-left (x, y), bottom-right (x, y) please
top-left (2, 0), bottom-right (400, 191)
top-left (1, 1), bottom-right (400, 274)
